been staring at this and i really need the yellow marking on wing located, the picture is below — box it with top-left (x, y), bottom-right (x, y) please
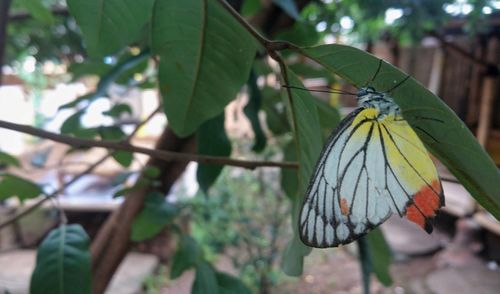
top-left (380, 116), bottom-right (438, 193)
top-left (351, 108), bottom-right (378, 126)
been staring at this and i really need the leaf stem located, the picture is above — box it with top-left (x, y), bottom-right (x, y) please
top-left (216, 0), bottom-right (299, 53)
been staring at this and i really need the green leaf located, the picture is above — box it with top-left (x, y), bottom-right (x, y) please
top-left (241, 0), bottom-right (261, 16)
top-left (68, 60), bottom-right (112, 81)
top-left (192, 261), bottom-right (218, 294)
top-left (143, 166), bottom-right (161, 179)
top-left (288, 63), bottom-right (335, 83)
top-left (285, 70), bottom-right (323, 195)
top-left (60, 111), bottom-right (85, 134)
top-left (98, 126), bottom-right (133, 167)
top-left (67, 0), bottom-right (155, 57)
top-left (0, 174), bottom-right (42, 201)
top-left (58, 93), bottom-right (97, 110)
top-left (152, 0), bottom-right (257, 137)
top-left (30, 224), bottom-right (91, 294)
top-left (281, 69), bottom-right (322, 276)
top-left (367, 228), bottom-right (393, 286)
top-left (103, 104), bottom-right (133, 118)
top-left (115, 55), bottom-right (149, 85)
top-left (62, 50), bottom-right (151, 110)
top-left (17, 0), bottom-right (55, 24)
top-left (112, 151), bottom-right (133, 167)
top-left (196, 114), bottom-right (231, 193)
top-left (170, 235), bottom-right (203, 279)
top-left (110, 171), bottom-right (133, 187)
top-left (0, 151), bottom-right (20, 167)
top-left (276, 23), bottom-right (319, 47)
top-left (112, 186), bottom-right (136, 198)
top-left (272, 0), bottom-right (300, 20)
top-left (244, 72), bottom-right (267, 152)
top-left (357, 229), bottom-right (393, 294)
top-left (357, 237), bottom-right (371, 294)
top-left (131, 191), bottom-right (178, 241)
top-left (216, 272), bottom-right (251, 294)
top-left (261, 87), bottom-right (289, 135)
top-left (281, 141), bottom-right (297, 200)
top-left (312, 98), bottom-right (341, 131)
top-left (99, 126), bottom-right (127, 141)
top-left (301, 44), bottom-right (500, 219)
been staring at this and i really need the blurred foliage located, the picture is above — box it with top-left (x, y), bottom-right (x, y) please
top-left (2, 1), bottom-right (500, 293)
top-left (188, 165), bottom-right (290, 293)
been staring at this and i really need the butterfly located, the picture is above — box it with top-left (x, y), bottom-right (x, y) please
top-left (298, 60), bottom-right (445, 248)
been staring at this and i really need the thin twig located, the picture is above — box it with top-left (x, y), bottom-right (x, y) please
top-left (0, 120), bottom-right (297, 170)
top-left (217, 0), bottom-right (299, 52)
top-left (217, 0), bottom-right (270, 47)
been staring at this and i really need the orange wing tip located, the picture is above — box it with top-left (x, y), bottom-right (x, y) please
top-left (405, 179), bottom-right (443, 234)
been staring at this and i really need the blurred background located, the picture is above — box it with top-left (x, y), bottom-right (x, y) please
top-left (0, 0), bottom-right (499, 293)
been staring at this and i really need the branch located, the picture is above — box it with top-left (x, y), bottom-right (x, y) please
top-left (0, 106), bottom-right (161, 230)
top-left (217, 0), bottom-right (298, 52)
top-left (0, 120), bottom-right (298, 170)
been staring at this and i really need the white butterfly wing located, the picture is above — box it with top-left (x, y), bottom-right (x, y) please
top-left (299, 107), bottom-right (442, 248)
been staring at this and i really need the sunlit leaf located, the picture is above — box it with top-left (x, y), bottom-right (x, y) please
top-left (152, 0), bottom-right (257, 136)
top-left (30, 224), bottom-right (91, 294)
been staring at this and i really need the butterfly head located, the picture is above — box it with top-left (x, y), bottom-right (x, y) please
top-left (356, 86), bottom-right (381, 105)
top-left (357, 86), bottom-right (377, 98)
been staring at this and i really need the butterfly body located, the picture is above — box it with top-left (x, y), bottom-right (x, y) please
top-left (299, 87), bottom-right (444, 248)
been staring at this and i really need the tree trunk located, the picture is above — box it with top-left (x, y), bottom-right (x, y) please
top-left (91, 127), bottom-right (196, 294)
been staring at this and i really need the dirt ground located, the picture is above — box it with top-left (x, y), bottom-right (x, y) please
top-left (161, 216), bottom-right (500, 294)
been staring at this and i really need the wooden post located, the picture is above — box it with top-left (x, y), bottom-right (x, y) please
top-left (476, 76), bottom-right (497, 146)
top-left (428, 47), bottom-right (444, 95)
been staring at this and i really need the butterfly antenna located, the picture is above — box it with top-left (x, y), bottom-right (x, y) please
top-left (363, 59), bottom-right (383, 87)
top-left (282, 85), bottom-right (356, 96)
top-left (385, 75), bottom-right (410, 93)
